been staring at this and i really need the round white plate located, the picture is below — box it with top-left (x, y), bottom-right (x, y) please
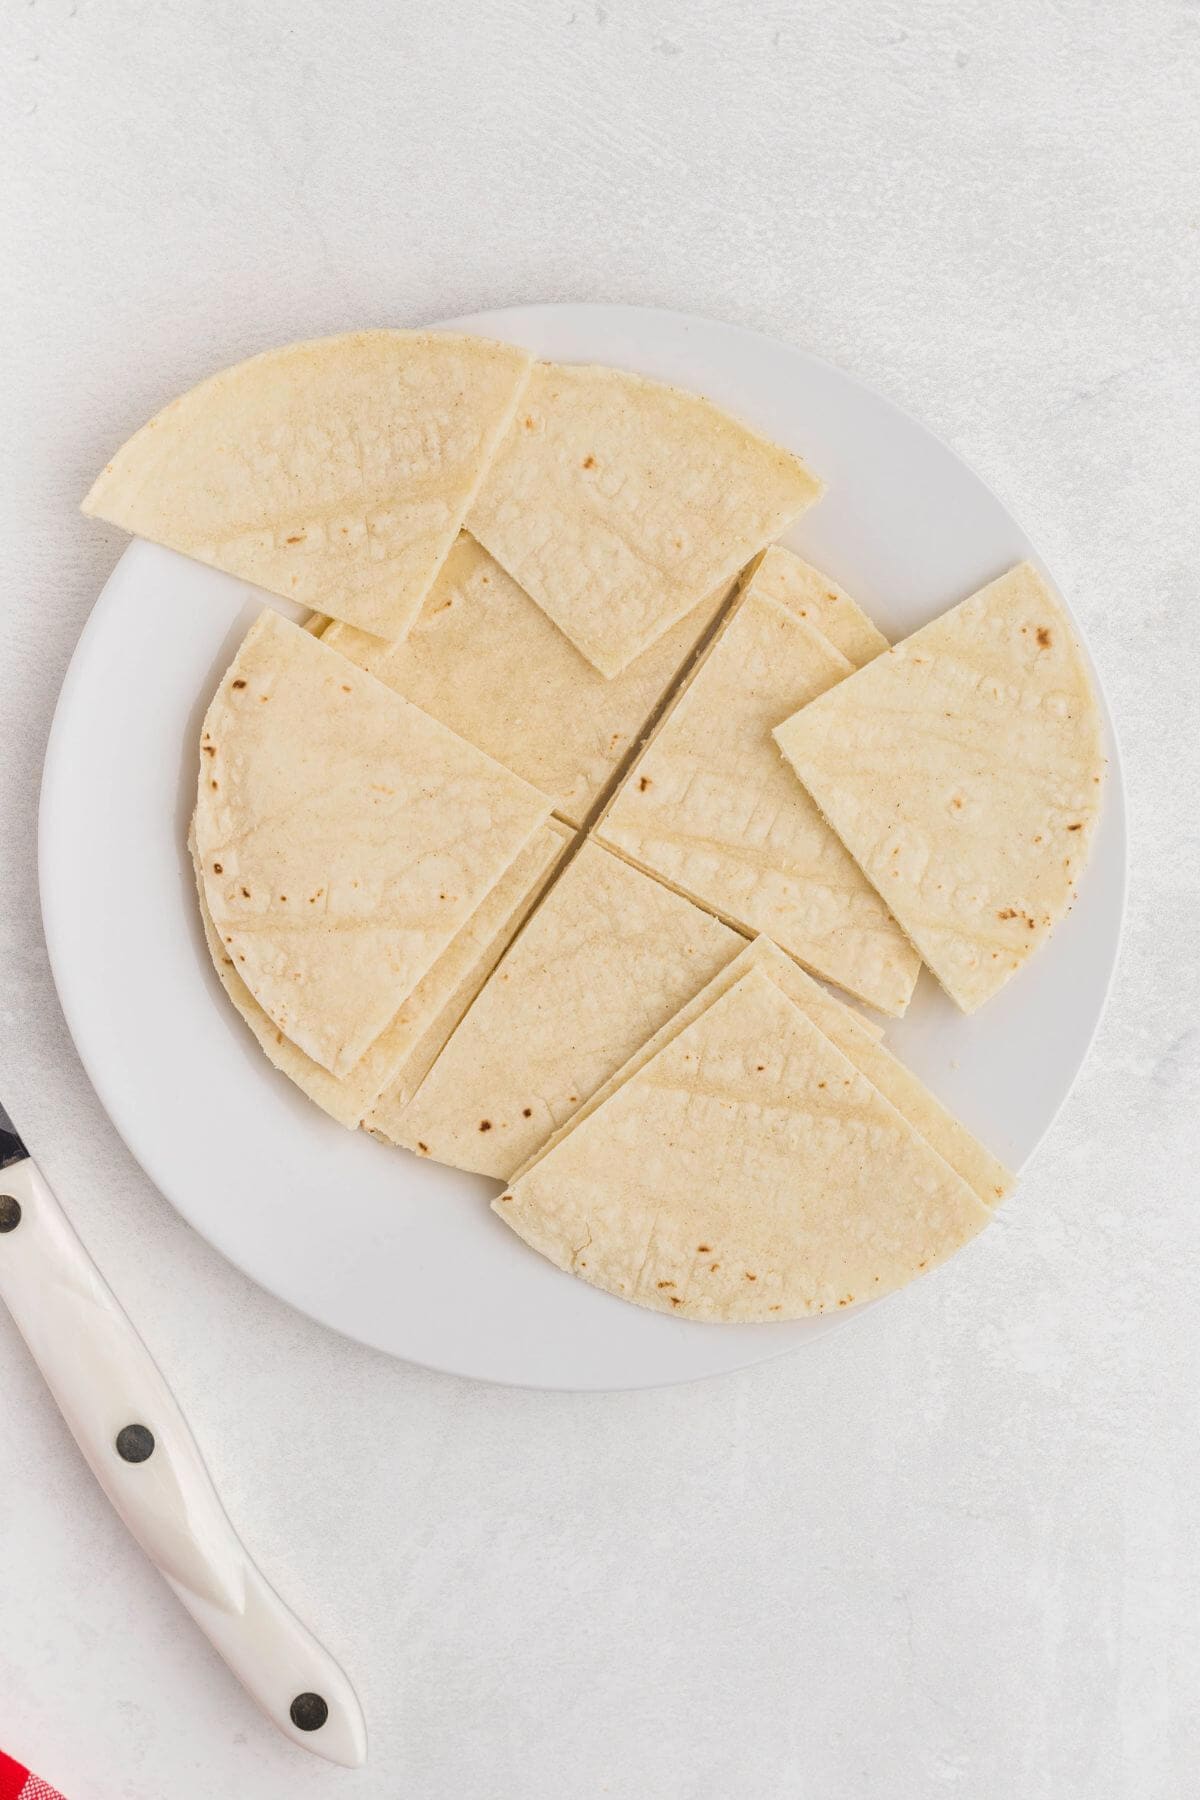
top-left (40, 304), bottom-right (1126, 1390)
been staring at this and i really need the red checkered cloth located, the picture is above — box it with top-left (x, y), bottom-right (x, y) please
top-left (0, 1750), bottom-right (65, 1800)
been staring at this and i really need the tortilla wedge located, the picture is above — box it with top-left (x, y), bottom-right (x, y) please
top-left (468, 362), bottom-right (823, 677)
top-left (373, 839), bottom-right (743, 1178)
top-left (496, 965), bottom-right (993, 1321)
top-left (746, 545), bottom-right (890, 667)
top-left (597, 579), bottom-right (921, 1015)
top-left (192, 821), bottom-right (569, 1128)
top-left (775, 562), bottom-right (1105, 1012)
top-left (322, 533), bottom-right (733, 826)
top-left (83, 331), bottom-right (532, 640)
top-left (193, 609), bottom-right (552, 1078)
top-left (515, 936), bottom-right (1011, 1207)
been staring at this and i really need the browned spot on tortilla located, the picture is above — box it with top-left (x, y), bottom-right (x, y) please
top-left (212, 862), bottom-right (223, 874)
top-left (669, 1295), bottom-right (682, 1306)
top-left (523, 415), bottom-right (535, 429)
top-left (769, 1304), bottom-right (781, 1311)
top-left (210, 779), bottom-right (218, 789)
top-left (745, 1272), bottom-right (757, 1282)
top-left (1036, 626), bottom-right (1052, 647)
top-left (696, 1245), bottom-right (710, 1254)
top-left (710, 1261), bottom-right (720, 1272)
top-left (341, 683), bottom-right (352, 693)
top-left (582, 454), bottom-right (596, 469)
top-left (657, 1280), bottom-right (675, 1289)
top-left (418, 1142), bottom-right (430, 1155)
top-left (1067, 821), bottom-right (1083, 831)
top-left (638, 776), bottom-right (652, 792)
top-left (285, 534), bottom-right (304, 544)
top-left (997, 907), bottom-right (1017, 920)
top-left (522, 1107), bottom-right (532, 1118)
top-left (232, 678), bottom-right (247, 689)
top-left (203, 744), bottom-right (216, 757)
top-left (478, 1119), bottom-right (492, 1132)
top-left (817, 1080), bottom-right (826, 1089)
top-left (241, 886), bottom-right (250, 897)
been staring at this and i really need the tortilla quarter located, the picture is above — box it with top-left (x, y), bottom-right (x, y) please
top-left (194, 608), bottom-right (552, 1077)
top-left (496, 965), bottom-right (993, 1321)
top-left (775, 562), bottom-right (1104, 1012)
top-left (83, 330), bottom-right (533, 640)
top-left (468, 360), bottom-right (823, 676)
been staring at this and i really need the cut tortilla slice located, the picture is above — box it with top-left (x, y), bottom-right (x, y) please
top-left (83, 331), bottom-right (532, 640)
top-left (322, 534), bottom-right (733, 826)
top-left (516, 936), bottom-right (1011, 1207)
top-left (194, 609), bottom-right (552, 1078)
top-left (496, 965), bottom-right (994, 1322)
top-left (373, 839), bottom-right (743, 1178)
top-left (746, 545), bottom-right (890, 667)
top-left (192, 820), bottom-right (570, 1128)
top-left (596, 577), bottom-right (921, 1015)
top-left (775, 562), bottom-right (1105, 1012)
top-left (467, 362), bottom-right (823, 677)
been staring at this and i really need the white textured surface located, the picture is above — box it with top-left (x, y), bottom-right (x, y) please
top-left (0, 2), bottom-right (1197, 1795)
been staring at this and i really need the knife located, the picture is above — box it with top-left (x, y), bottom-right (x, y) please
top-left (0, 1098), bottom-right (367, 1768)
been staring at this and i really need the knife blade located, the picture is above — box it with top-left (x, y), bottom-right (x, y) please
top-left (0, 1099), bottom-right (366, 1767)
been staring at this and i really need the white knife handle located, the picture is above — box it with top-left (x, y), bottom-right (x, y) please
top-left (0, 1157), bottom-right (367, 1768)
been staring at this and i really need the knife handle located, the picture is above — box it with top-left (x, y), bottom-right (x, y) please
top-left (0, 1156), bottom-right (366, 1768)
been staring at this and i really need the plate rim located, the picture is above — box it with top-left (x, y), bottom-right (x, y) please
top-left (37, 301), bottom-right (1128, 1390)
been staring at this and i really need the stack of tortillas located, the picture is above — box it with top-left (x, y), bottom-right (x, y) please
top-left (85, 330), bottom-right (1105, 1322)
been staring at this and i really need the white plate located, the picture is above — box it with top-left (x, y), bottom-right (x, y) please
top-left (39, 304), bottom-right (1126, 1390)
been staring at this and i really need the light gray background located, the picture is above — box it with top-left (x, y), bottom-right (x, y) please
top-left (2, 3), bottom-right (1198, 1796)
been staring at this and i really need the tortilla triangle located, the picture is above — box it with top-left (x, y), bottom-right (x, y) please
top-left (496, 965), bottom-right (993, 1321)
top-left (597, 576), bottom-right (920, 1014)
top-left (515, 936), bottom-right (1010, 1205)
top-left (775, 563), bottom-right (1104, 1011)
top-left (192, 821), bottom-right (569, 1128)
top-left (468, 361), bottom-right (822, 676)
top-left (746, 545), bottom-right (889, 667)
top-left (84, 331), bottom-right (532, 639)
top-left (193, 609), bottom-right (551, 1077)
